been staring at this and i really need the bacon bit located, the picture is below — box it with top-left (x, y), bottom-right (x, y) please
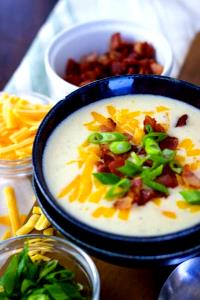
top-left (123, 132), bottom-right (134, 141)
top-left (134, 42), bottom-right (155, 58)
top-left (137, 188), bottom-right (159, 206)
top-left (143, 115), bottom-right (165, 133)
top-left (159, 136), bottom-right (178, 150)
top-left (143, 159), bottom-right (153, 167)
top-left (182, 164), bottom-right (200, 188)
top-left (114, 195), bottom-right (133, 210)
top-left (130, 177), bottom-right (142, 203)
top-left (96, 162), bottom-right (110, 173)
top-left (99, 118), bottom-right (116, 132)
top-left (99, 145), bottom-right (114, 164)
top-left (110, 32), bottom-right (122, 50)
top-left (150, 62), bottom-right (164, 75)
top-left (156, 173), bottom-right (178, 188)
top-left (131, 177), bottom-right (142, 189)
top-left (137, 147), bottom-right (146, 155)
top-left (108, 157), bottom-right (125, 176)
top-left (175, 114), bottom-right (188, 127)
top-left (64, 33), bottom-right (163, 87)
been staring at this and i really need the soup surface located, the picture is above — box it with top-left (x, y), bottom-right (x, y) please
top-left (43, 95), bottom-right (200, 236)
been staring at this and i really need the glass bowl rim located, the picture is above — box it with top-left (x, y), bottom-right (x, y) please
top-left (0, 233), bottom-right (100, 300)
top-left (0, 91), bottom-right (53, 174)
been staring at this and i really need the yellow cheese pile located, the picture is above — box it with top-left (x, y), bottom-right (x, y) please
top-left (0, 186), bottom-right (54, 240)
top-left (0, 92), bottom-right (52, 160)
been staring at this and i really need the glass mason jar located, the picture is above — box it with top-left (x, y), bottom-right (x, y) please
top-left (0, 234), bottom-right (100, 299)
top-left (0, 91), bottom-right (53, 237)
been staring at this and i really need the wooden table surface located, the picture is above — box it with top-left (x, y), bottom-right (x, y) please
top-left (0, 1), bottom-right (200, 299)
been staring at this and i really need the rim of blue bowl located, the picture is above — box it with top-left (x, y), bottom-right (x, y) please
top-left (33, 74), bottom-right (200, 245)
top-left (32, 178), bottom-right (200, 267)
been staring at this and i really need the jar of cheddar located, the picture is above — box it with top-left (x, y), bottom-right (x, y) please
top-left (0, 92), bottom-right (52, 175)
top-left (0, 92), bottom-right (52, 240)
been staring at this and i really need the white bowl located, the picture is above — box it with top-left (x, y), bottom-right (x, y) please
top-left (45, 19), bottom-right (173, 101)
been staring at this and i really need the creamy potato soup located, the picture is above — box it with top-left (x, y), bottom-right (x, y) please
top-left (43, 95), bottom-right (200, 236)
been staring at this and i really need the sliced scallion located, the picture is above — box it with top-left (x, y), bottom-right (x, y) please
top-left (131, 152), bottom-right (147, 167)
top-left (180, 190), bottom-right (200, 204)
top-left (93, 172), bottom-right (121, 185)
top-left (141, 165), bottom-right (163, 181)
top-left (88, 132), bottom-right (127, 144)
top-left (169, 160), bottom-right (183, 174)
top-left (145, 124), bottom-right (153, 133)
top-left (109, 141), bottom-right (131, 154)
top-left (118, 160), bottom-right (141, 176)
top-left (144, 137), bottom-right (161, 155)
top-left (105, 178), bottom-right (131, 199)
top-left (143, 178), bottom-right (169, 194)
top-left (142, 132), bottom-right (167, 145)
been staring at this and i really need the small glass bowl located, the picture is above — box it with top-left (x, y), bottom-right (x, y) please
top-left (0, 91), bottom-right (52, 177)
top-left (0, 234), bottom-right (100, 300)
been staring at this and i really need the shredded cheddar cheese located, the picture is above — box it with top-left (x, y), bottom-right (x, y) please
top-left (176, 200), bottom-right (200, 213)
top-left (92, 206), bottom-right (116, 218)
top-left (4, 186), bottom-right (21, 234)
top-left (43, 227), bottom-right (54, 236)
top-left (16, 214), bottom-right (40, 236)
top-left (58, 175), bottom-right (80, 198)
top-left (179, 138), bottom-right (194, 151)
top-left (89, 186), bottom-right (107, 203)
top-left (153, 198), bottom-right (161, 206)
top-left (118, 209), bottom-right (131, 221)
top-left (0, 92), bottom-right (51, 160)
top-left (162, 211), bottom-right (177, 219)
top-left (34, 214), bottom-right (51, 231)
top-left (156, 106), bottom-right (169, 112)
top-left (106, 105), bottom-right (116, 117)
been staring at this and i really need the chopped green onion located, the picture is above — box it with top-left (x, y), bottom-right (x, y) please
top-left (93, 172), bottom-right (121, 185)
top-left (141, 165), bottom-right (163, 180)
top-left (109, 141), bottom-right (131, 154)
top-left (88, 132), bottom-right (127, 144)
top-left (105, 178), bottom-right (131, 199)
top-left (87, 132), bottom-right (103, 144)
top-left (150, 149), bottom-right (176, 168)
top-left (162, 149), bottom-right (176, 160)
top-left (169, 160), bottom-right (183, 174)
top-left (145, 124), bottom-right (153, 133)
top-left (143, 178), bottom-right (169, 194)
top-left (180, 190), bottom-right (200, 204)
top-left (142, 132), bottom-right (167, 145)
top-left (131, 152), bottom-right (147, 167)
top-left (144, 137), bottom-right (161, 155)
top-left (118, 160), bottom-right (141, 176)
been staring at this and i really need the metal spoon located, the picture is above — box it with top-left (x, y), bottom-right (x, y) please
top-left (158, 257), bottom-right (200, 300)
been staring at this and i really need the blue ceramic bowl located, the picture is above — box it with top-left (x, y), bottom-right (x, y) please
top-left (33, 75), bottom-right (200, 267)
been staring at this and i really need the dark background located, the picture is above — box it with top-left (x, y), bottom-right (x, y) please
top-left (0, 0), bottom-right (58, 90)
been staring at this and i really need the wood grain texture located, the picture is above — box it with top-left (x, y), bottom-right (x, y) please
top-left (0, 0), bottom-right (57, 89)
top-left (93, 258), bottom-right (172, 300)
top-left (178, 32), bottom-right (200, 85)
